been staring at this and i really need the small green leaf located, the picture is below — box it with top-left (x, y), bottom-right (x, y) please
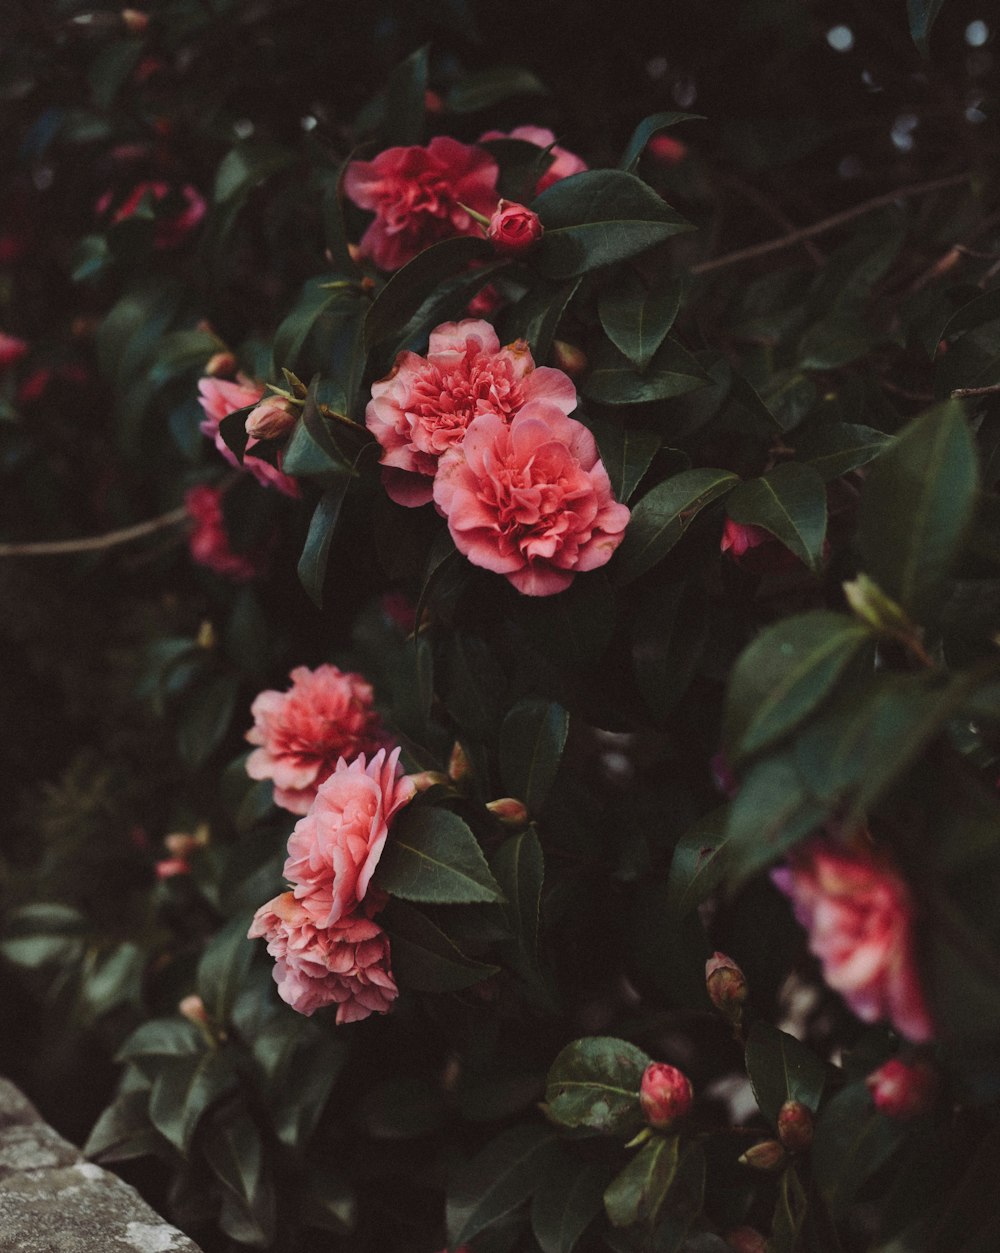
top-left (492, 829), bottom-right (545, 974)
top-left (812, 1081), bottom-right (903, 1216)
top-left (545, 1037), bottom-right (652, 1135)
top-left (727, 462), bottom-right (828, 573)
top-left (447, 1124), bottom-right (561, 1248)
top-left (908, 0), bottom-right (947, 56)
top-left (532, 1154), bottom-right (608, 1253)
top-left (204, 1111), bottom-right (275, 1248)
top-left (214, 140), bottom-right (294, 204)
top-left (745, 1022), bottom-right (826, 1125)
top-left (84, 1091), bottom-right (165, 1165)
top-left (604, 1134), bottom-right (680, 1229)
top-left (590, 420), bottom-right (662, 504)
top-left (384, 900), bottom-right (499, 992)
top-left (500, 698), bottom-right (569, 814)
top-left (598, 274), bottom-right (683, 372)
top-left (615, 468), bottom-right (739, 584)
top-left (297, 479), bottom-right (351, 609)
top-left (665, 807), bottom-right (732, 921)
top-left (582, 337), bottom-right (707, 406)
top-left (446, 66), bottom-right (547, 113)
top-left (619, 112), bottom-right (701, 172)
top-left (148, 1050), bottom-right (237, 1153)
top-left (375, 807), bottom-right (504, 905)
top-left (795, 422), bottom-right (892, 481)
top-left (723, 754), bottom-right (827, 886)
top-left (381, 45), bottom-right (428, 146)
top-left (197, 916), bottom-right (255, 1027)
top-left (116, 1018), bottom-right (204, 1064)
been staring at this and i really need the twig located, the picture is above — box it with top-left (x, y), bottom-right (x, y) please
top-left (951, 383), bottom-right (1000, 398)
top-left (690, 172), bottom-right (973, 276)
top-left (0, 505), bottom-right (189, 557)
top-left (718, 172), bottom-right (826, 267)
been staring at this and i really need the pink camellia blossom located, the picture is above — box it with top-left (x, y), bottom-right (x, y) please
top-left (366, 318), bottom-right (577, 507)
top-left (487, 200), bottom-right (543, 254)
top-left (433, 406), bottom-right (631, 596)
top-left (639, 1062), bottom-right (694, 1130)
top-left (248, 891), bottom-right (398, 1022)
top-left (344, 137), bottom-right (499, 271)
top-left (184, 484), bottom-right (261, 582)
top-left (478, 125), bottom-right (587, 193)
top-left (245, 664), bottom-right (390, 816)
top-left (0, 332), bottom-right (28, 369)
top-left (721, 518), bottom-right (771, 559)
top-left (197, 377), bottom-right (299, 497)
top-left (649, 134), bottom-right (689, 165)
top-left (866, 1057), bottom-right (938, 1120)
top-left (771, 841), bottom-right (934, 1042)
top-left (97, 180), bottom-right (206, 248)
top-left (283, 748), bottom-right (415, 928)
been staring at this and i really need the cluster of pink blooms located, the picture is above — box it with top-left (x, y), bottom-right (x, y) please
top-left (771, 838), bottom-right (934, 1042)
top-left (96, 180), bottom-right (206, 249)
top-left (246, 666), bottom-right (413, 1023)
top-left (366, 318), bottom-right (630, 596)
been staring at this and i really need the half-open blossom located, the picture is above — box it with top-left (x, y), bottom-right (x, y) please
top-left (184, 484), bottom-right (260, 581)
top-left (487, 200), bottom-right (543, 254)
top-left (639, 1062), bottom-right (693, 1129)
top-left (97, 180), bottom-right (206, 248)
top-left (344, 137), bottom-right (499, 271)
top-left (245, 665), bottom-right (390, 816)
top-left (478, 125), bottom-right (587, 193)
top-left (0, 332), bottom-right (28, 369)
top-left (197, 377), bottom-right (299, 496)
top-left (248, 891), bottom-right (398, 1022)
top-left (366, 319), bottom-right (577, 507)
top-left (433, 406), bottom-right (631, 596)
top-left (771, 841), bottom-right (934, 1042)
top-left (284, 748), bottom-right (415, 928)
top-left (866, 1057), bottom-right (938, 1120)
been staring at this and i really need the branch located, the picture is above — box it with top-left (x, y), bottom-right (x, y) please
top-left (951, 384), bottom-right (1000, 398)
top-left (690, 172), bottom-right (973, 276)
top-left (0, 506), bottom-right (190, 557)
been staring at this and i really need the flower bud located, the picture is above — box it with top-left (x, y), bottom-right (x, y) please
top-left (551, 340), bottom-right (588, 377)
top-left (405, 770), bottom-right (450, 793)
top-left (738, 1139), bottom-right (786, 1172)
top-left (245, 396), bottom-right (297, 440)
top-left (178, 994), bottom-right (208, 1025)
top-left (724, 1228), bottom-right (768, 1253)
top-left (866, 1057), bottom-right (938, 1121)
top-left (205, 350), bottom-right (237, 378)
top-left (121, 9), bottom-right (149, 34)
top-left (842, 573), bottom-right (915, 640)
top-left (448, 741), bottom-right (472, 783)
top-left (639, 1062), bottom-right (693, 1130)
top-left (155, 857), bottom-right (190, 879)
top-left (486, 797), bottom-right (529, 827)
top-left (777, 1099), bottom-right (814, 1152)
top-left (164, 832), bottom-right (199, 859)
top-left (487, 200), bottom-right (544, 254)
top-left (705, 951), bottom-right (747, 1020)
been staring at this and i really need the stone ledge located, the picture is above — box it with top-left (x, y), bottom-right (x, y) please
top-left (0, 1077), bottom-right (203, 1253)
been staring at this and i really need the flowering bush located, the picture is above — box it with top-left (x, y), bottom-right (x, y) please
top-left (3, 3), bottom-right (1000, 1252)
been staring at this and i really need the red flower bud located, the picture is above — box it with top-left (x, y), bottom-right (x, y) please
top-left (866, 1058), bottom-right (938, 1121)
top-left (245, 395), bottom-right (297, 440)
top-left (551, 340), bottom-right (588, 377)
top-left (155, 857), bottom-right (190, 879)
top-left (649, 134), bottom-right (688, 165)
top-left (639, 1062), bottom-right (693, 1130)
top-left (738, 1139), bottom-right (786, 1171)
top-left (487, 200), bottom-right (543, 254)
top-left (205, 351), bottom-right (237, 378)
top-left (0, 332), bottom-right (28, 370)
top-left (178, 994), bottom-right (208, 1024)
top-left (777, 1099), bottom-right (814, 1152)
top-left (705, 951), bottom-right (748, 1019)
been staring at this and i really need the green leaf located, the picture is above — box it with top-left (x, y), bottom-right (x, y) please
top-left (271, 277), bottom-right (352, 374)
top-left (447, 1124), bottom-right (561, 1247)
top-left (545, 1037), bottom-right (652, 1135)
top-left (582, 337), bottom-right (707, 405)
top-left (375, 806), bottom-right (504, 904)
top-left (382, 45), bottom-right (428, 146)
top-left (298, 479), bottom-right (351, 609)
top-left (615, 468), bottom-right (739, 584)
top-left (619, 112), bottom-right (702, 172)
top-left (532, 1155), bottom-right (609, 1253)
top-left (604, 1135), bottom-right (680, 1229)
top-left (84, 1091), bottom-right (165, 1165)
top-left (939, 287), bottom-right (1000, 343)
top-left (500, 698), bottom-right (569, 814)
top-left (725, 612), bottom-right (870, 759)
top-left (359, 1076), bottom-right (448, 1139)
top-left (599, 275), bottom-right (683, 372)
top-left (446, 66), bottom-right (547, 112)
top-left (723, 754), bottom-right (827, 886)
top-left (492, 829), bottom-right (545, 974)
top-left (253, 1019), bottom-right (346, 1149)
top-left (632, 579), bottom-right (708, 721)
top-left (795, 422), bottom-right (892, 481)
top-left (214, 140), bottom-right (294, 204)
top-left (745, 1022), bottom-right (826, 1125)
top-left (116, 1018), bottom-right (205, 1064)
top-left (770, 1166), bottom-right (808, 1253)
top-left (443, 631), bottom-right (507, 738)
top-left (908, 0), bottom-right (947, 55)
top-left (299, 1166), bottom-right (356, 1235)
top-left (204, 1112), bottom-right (275, 1248)
top-left (177, 673), bottom-right (240, 769)
top-left (858, 401), bottom-right (979, 617)
top-left (516, 573), bottom-right (617, 670)
top-left (384, 900), bottom-right (499, 992)
top-left (502, 278), bottom-right (582, 364)
top-left (534, 170), bottom-right (694, 280)
top-left (726, 462), bottom-right (828, 573)
top-left (812, 1082), bottom-right (903, 1216)
top-left (590, 420), bottom-right (662, 504)
top-left (665, 807), bottom-right (732, 921)
top-left (197, 916), bottom-right (255, 1027)
top-left (148, 1050), bottom-right (237, 1153)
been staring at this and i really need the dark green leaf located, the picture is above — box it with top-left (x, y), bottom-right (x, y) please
top-left (492, 829), bottom-right (545, 973)
top-left (591, 420), bottom-right (662, 504)
top-left (795, 422), bottom-right (892, 480)
top-left (582, 337), bottom-right (707, 405)
top-left (148, 1050), bottom-right (237, 1153)
top-left (204, 1112), bottom-right (275, 1248)
top-left (939, 287), bottom-right (1000, 343)
top-left (443, 631), bottom-right (507, 738)
top-left (723, 754), bottom-right (827, 885)
top-left (599, 275), bottom-right (683, 372)
top-left (447, 1124), bottom-right (561, 1247)
top-left (375, 806), bottom-right (504, 904)
top-left (615, 469), bottom-right (739, 584)
top-left (516, 573), bottom-right (617, 670)
top-left (532, 1155), bottom-right (609, 1253)
top-left (384, 900), bottom-right (499, 992)
top-left (665, 807), bottom-right (732, 921)
top-left (619, 112), bottom-right (702, 172)
top-left (770, 1166), bottom-right (808, 1253)
top-left (359, 1076), bottom-right (448, 1139)
top-left (197, 916), bottom-right (255, 1027)
top-left (908, 0), bottom-right (947, 55)
top-left (84, 1091), bottom-right (165, 1164)
top-left (534, 171), bottom-right (694, 280)
top-left (604, 1135), bottom-right (680, 1229)
top-left (812, 1082), bottom-right (903, 1216)
top-left (545, 1037), bottom-right (651, 1135)
top-left (745, 1022), bottom-right (826, 1125)
top-left (447, 66), bottom-right (547, 112)
top-left (214, 140), bottom-right (295, 204)
top-left (727, 462), bottom-right (827, 573)
top-left (299, 1167), bottom-right (356, 1235)
top-left (500, 698), bottom-right (569, 814)
top-left (632, 580), bottom-right (708, 720)
top-left (382, 46), bottom-right (428, 146)
top-left (177, 673), bottom-right (240, 769)
top-left (117, 1019), bottom-right (204, 1064)
top-left (502, 278), bottom-right (582, 363)
top-left (298, 479), bottom-right (351, 608)
top-left (253, 1019), bottom-right (346, 1149)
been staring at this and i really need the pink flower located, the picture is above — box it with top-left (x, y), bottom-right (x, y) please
top-left (344, 137), bottom-right (499, 271)
top-left (283, 748), bottom-right (415, 928)
top-left (433, 406), bottom-right (631, 596)
top-left (487, 200), bottom-right (543, 254)
top-left (466, 282), bottom-right (504, 318)
top-left (366, 319), bottom-right (577, 507)
top-left (0, 332), bottom-right (28, 369)
top-left (771, 841), bottom-right (934, 1042)
top-left (245, 665), bottom-right (390, 816)
top-left (248, 892), bottom-right (398, 1022)
top-left (155, 858), bottom-right (191, 879)
top-left (866, 1057), bottom-right (938, 1120)
top-left (639, 1062), bottom-right (694, 1129)
top-left (184, 484), bottom-right (261, 582)
top-left (478, 125), bottom-right (587, 193)
top-left (97, 181), bottom-right (206, 248)
top-left (721, 518), bottom-right (770, 559)
top-left (649, 134), bottom-right (688, 165)
top-left (197, 377), bottom-right (299, 497)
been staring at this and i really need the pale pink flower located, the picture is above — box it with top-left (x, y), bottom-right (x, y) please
top-left (866, 1057), bottom-right (938, 1120)
top-left (284, 748), bottom-right (415, 928)
top-left (248, 892), bottom-right (398, 1022)
top-left (245, 665), bottom-right (390, 816)
top-left (184, 484), bottom-right (261, 582)
top-left (433, 406), bottom-right (631, 596)
top-left (478, 125), bottom-right (587, 193)
top-left (197, 377), bottom-right (299, 497)
top-left (344, 137), bottom-right (499, 271)
top-left (0, 332), bottom-right (28, 369)
top-left (639, 1062), bottom-right (694, 1130)
top-left (771, 841), bottom-right (934, 1042)
top-left (366, 319), bottom-right (577, 507)
top-left (487, 200), bottom-right (543, 254)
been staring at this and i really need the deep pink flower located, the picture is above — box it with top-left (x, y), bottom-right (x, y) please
top-left (487, 200), bottom-right (543, 254)
top-left (197, 377), bottom-right (299, 497)
top-left (639, 1062), bottom-right (694, 1129)
top-left (184, 484), bottom-right (261, 582)
top-left (248, 891), bottom-right (398, 1022)
top-left (245, 665), bottom-right (390, 816)
top-left (866, 1057), bottom-right (938, 1120)
top-left (284, 748), bottom-right (415, 928)
top-left (771, 841), bottom-right (934, 1042)
top-left (97, 180), bottom-right (206, 248)
top-left (0, 332), bottom-right (28, 369)
top-left (433, 406), bottom-right (631, 596)
top-left (721, 518), bottom-right (770, 559)
top-left (366, 318), bottom-right (577, 507)
top-left (344, 137), bottom-right (499, 271)
top-left (478, 125), bottom-right (587, 193)
top-left (649, 134), bottom-right (688, 165)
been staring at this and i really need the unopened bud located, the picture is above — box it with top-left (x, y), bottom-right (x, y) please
top-left (639, 1062), bottom-right (693, 1130)
top-left (725, 1228), bottom-right (767, 1253)
top-left (121, 9), bottom-right (149, 34)
top-left (486, 797), bottom-right (529, 827)
top-left (842, 573), bottom-right (914, 640)
top-left (178, 994), bottom-right (208, 1024)
top-left (448, 741), bottom-right (472, 783)
top-left (705, 951), bottom-right (747, 1020)
top-left (156, 857), bottom-right (190, 879)
top-left (486, 200), bottom-right (543, 254)
top-left (551, 340), bottom-right (588, 377)
top-left (205, 351), bottom-right (237, 377)
top-left (738, 1139), bottom-right (786, 1172)
top-left (245, 396), bottom-right (297, 440)
top-left (164, 832), bottom-right (199, 859)
top-left (866, 1058), bottom-right (938, 1121)
top-left (405, 770), bottom-right (450, 794)
top-left (777, 1100), bottom-right (814, 1152)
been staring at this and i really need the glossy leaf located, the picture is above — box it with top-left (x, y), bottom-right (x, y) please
top-left (908, 0), bottom-right (947, 55)
top-left (297, 478), bottom-right (350, 608)
top-left (375, 806), bottom-right (504, 904)
top-left (446, 65), bottom-right (547, 113)
top-left (745, 1022), bottom-right (826, 1125)
top-left (84, 1090), bottom-right (165, 1165)
top-left (197, 916), bottom-right (255, 1027)
top-left (204, 1112), bottom-right (275, 1248)
top-left (148, 1050), bottom-right (237, 1153)
top-left (598, 274), bottom-right (683, 372)
top-left (500, 698), bottom-right (569, 814)
top-left (591, 420), bottom-right (662, 504)
top-left (545, 1036), bottom-right (651, 1135)
top-left (665, 807), bottom-right (732, 921)
top-left (615, 468), bottom-right (739, 584)
top-left (491, 828), bottom-right (545, 973)
top-left (582, 337), bottom-right (707, 406)
top-left (619, 111), bottom-right (702, 172)
top-left (446, 1124), bottom-right (561, 1247)
top-left (214, 140), bottom-right (294, 204)
top-left (116, 1019), bottom-right (204, 1064)
top-left (726, 462), bottom-right (828, 573)
top-left (795, 421), bottom-right (892, 480)
top-left (384, 900), bottom-right (499, 992)
top-left (604, 1134), bottom-right (680, 1228)
top-left (502, 278), bottom-right (581, 363)
top-left (531, 1154), bottom-right (608, 1253)
top-left (812, 1081), bottom-right (903, 1216)
top-left (723, 753), bottom-right (827, 885)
